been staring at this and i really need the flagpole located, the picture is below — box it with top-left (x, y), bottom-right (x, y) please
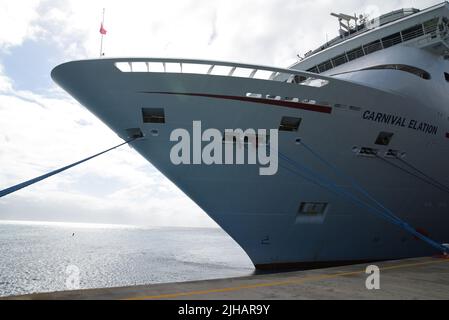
top-left (100, 8), bottom-right (105, 57)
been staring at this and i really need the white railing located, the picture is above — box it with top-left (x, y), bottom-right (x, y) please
top-left (307, 17), bottom-right (441, 74)
top-left (113, 58), bottom-right (330, 88)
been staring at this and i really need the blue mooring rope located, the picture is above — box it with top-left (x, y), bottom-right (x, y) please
top-left (279, 153), bottom-right (405, 226)
top-left (279, 140), bottom-right (448, 255)
top-left (0, 138), bottom-right (136, 199)
top-left (1, 135), bottom-right (446, 255)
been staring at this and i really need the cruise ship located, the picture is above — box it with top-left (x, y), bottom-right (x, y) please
top-left (51, 2), bottom-right (449, 269)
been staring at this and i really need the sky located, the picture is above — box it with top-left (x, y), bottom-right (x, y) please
top-left (0, 0), bottom-right (441, 227)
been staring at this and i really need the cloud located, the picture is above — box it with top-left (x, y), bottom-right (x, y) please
top-left (0, 65), bottom-right (12, 91)
top-left (0, 0), bottom-right (41, 49)
top-left (40, 0), bottom-right (442, 68)
top-left (0, 64), bottom-right (213, 227)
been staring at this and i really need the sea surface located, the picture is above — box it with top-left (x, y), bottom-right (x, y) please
top-left (0, 220), bottom-right (254, 297)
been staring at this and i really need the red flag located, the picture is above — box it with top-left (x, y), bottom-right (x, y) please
top-left (99, 23), bottom-right (107, 35)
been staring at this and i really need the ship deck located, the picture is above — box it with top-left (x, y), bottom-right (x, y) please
top-left (5, 256), bottom-right (449, 300)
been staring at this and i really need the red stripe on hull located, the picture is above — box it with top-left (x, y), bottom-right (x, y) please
top-left (142, 91), bottom-right (333, 114)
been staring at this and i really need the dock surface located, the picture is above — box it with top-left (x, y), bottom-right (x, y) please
top-left (6, 256), bottom-right (449, 300)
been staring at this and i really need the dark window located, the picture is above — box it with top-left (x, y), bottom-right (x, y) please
top-left (375, 132), bottom-right (394, 146)
top-left (385, 149), bottom-right (400, 158)
top-left (317, 60), bottom-right (333, 73)
top-left (363, 40), bottom-right (382, 54)
top-left (358, 147), bottom-right (379, 156)
top-left (332, 53), bottom-right (348, 67)
top-left (125, 128), bottom-right (143, 139)
top-left (444, 72), bottom-right (449, 82)
top-left (346, 47), bottom-right (365, 61)
top-left (142, 108), bottom-right (165, 123)
top-left (298, 202), bottom-right (328, 215)
top-left (306, 66), bottom-right (319, 74)
top-left (279, 116), bottom-right (301, 132)
top-left (292, 75), bottom-right (307, 83)
top-left (401, 24), bottom-right (424, 42)
top-left (381, 32), bottom-right (401, 48)
top-left (349, 105), bottom-right (361, 111)
top-left (363, 64), bottom-right (431, 80)
top-left (423, 18), bottom-right (438, 34)
top-left (222, 132), bottom-right (269, 146)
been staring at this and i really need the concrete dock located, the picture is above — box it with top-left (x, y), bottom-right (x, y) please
top-left (5, 256), bottom-right (449, 300)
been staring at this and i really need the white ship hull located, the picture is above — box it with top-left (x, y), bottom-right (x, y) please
top-left (51, 51), bottom-right (449, 268)
top-left (52, 2), bottom-right (449, 268)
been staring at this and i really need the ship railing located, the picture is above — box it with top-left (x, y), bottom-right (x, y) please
top-left (306, 17), bottom-right (441, 74)
top-left (113, 58), bottom-right (330, 88)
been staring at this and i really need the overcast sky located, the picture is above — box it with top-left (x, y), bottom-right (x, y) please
top-left (0, 0), bottom-right (440, 227)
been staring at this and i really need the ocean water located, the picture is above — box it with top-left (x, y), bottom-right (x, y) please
top-left (0, 220), bottom-right (254, 297)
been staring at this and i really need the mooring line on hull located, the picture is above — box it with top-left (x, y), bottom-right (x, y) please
top-left (300, 141), bottom-right (411, 217)
top-left (395, 155), bottom-right (449, 194)
top-left (279, 161), bottom-right (408, 233)
top-left (374, 154), bottom-right (449, 195)
top-left (279, 154), bottom-right (406, 227)
top-left (0, 138), bottom-right (137, 199)
top-left (279, 151), bottom-right (426, 239)
top-left (278, 147), bottom-right (449, 255)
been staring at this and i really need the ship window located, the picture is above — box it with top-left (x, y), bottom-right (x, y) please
top-left (292, 75), bottom-right (307, 83)
top-left (364, 64), bottom-right (430, 80)
top-left (246, 92), bottom-right (262, 98)
top-left (357, 147), bottom-right (379, 157)
top-left (298, 202), bottom-right (328, 215)
top-left (381, 32), bottom-right (401, 48)
top-left (332, 54), bottom-right (348, 67)
top-left (222, 132), bottom-right (269, 145)
top-left (142, 108), bottom-right (165, 123)
top-left (307, 66), bottom-right (319, 74)
top-left (279, 116), bottom-right (301, 132)
top-left (317, 60), bottom-right (333, 73)
top-left (444, 72), bottom-right (449, 82)
top-left (346, 47), bottom-right (365, 61)
top-left (375, 132), bottom-right (394, 146)
top-left (385, 149), bottom-right (400, 158)
top-left (423, 18), bottom-right (439, 34)
top-left (401, 24), bottom-right (424, 42)
top-left (115, 62), bottom-right (131, 72)
top-left (126, 128), bottom-right (143, 139)
top-left (363, 40), bottom-right (382, 54)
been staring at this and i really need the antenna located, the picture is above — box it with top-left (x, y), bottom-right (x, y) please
top-left (99, 8), bottom-right (106, 57)
top-left (331, 12), bottom-right (358, 37)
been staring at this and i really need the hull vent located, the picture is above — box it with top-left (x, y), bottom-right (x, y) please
top-left (142, 108), bottom-right (165, 123)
